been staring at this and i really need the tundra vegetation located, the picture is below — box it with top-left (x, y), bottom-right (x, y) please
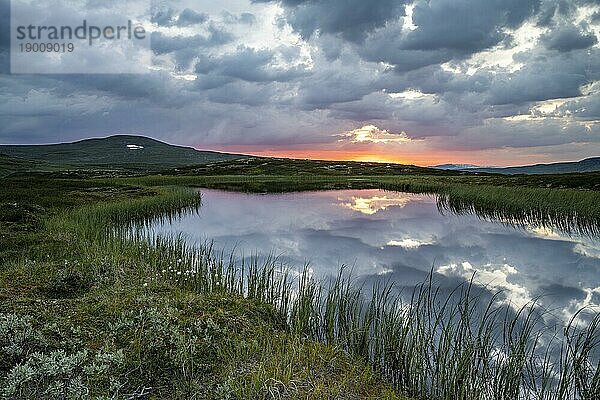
top-left (0, 170), bottom-right (599, 399)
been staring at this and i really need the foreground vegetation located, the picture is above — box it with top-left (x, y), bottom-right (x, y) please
top-left (1, 173), bottom-right (599, 399)
top-left (0, 178), bottom-right (401, 399)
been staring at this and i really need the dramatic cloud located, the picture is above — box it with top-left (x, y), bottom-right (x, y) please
top-left (195, 45), bottom-right (310, 83)
top-left (541, 24), bottom-right (598, 52)
top-left (254, 0), bottom-right (408, 42)
top-left (338, 125), bottom-right (413, 144)
top-left (1, 0), bottom-right (599, 165)
top-left (176, 8), bottom-right (209, 26)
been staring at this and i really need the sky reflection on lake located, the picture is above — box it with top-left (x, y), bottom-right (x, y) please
top-left (147, 189), bottom-right (600, 321)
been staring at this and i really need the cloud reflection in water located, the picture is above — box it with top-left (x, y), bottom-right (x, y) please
top-left (147, 189), bottom-right (600, 321)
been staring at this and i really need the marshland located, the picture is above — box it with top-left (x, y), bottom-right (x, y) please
top-left (1, 170), bottom-right (599, 399)
top-left (4, 0), bottom-right (600, 397)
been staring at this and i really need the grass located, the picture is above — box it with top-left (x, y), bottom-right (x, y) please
top-left (0, 178), bottom-right (403, 399)
top-left (115, 174), bottom-right (600, 236)
top-left (1, 173), bottom-right (599, 398)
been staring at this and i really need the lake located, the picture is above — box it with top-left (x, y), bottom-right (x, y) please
top-left (147, 188), bottom-right (600, 322)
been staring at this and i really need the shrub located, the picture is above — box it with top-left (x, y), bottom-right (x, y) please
top-left (0, 314), bottom-right (45, 371)
top-left (1, 349), bottom-right (124, 400)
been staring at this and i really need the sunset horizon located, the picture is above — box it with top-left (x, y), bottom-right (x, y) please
top-left (7, 128), bottom-right (597, 168)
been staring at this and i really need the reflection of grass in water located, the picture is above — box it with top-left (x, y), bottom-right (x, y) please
top-left (119, 234), bottom-right (600, 399)
top-left (432, 184), bottom-right (600, 237)
top-left (316, 272), bottom-right (600, 399)
top-left (377, 178), bottom-right (600, 237)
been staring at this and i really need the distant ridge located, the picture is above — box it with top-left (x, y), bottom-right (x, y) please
top-left (471, 157), bottom-right (600, 174)
top-left (432, 164), bottom-right (489, 171)
top-left (433, 157), bottom-right (600, 174)
top-left (0, 135), bottom-right (246, 173)
top-left (2, 135), bottom-right (598, 177)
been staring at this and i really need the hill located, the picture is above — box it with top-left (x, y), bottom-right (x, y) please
top-left (0, 135), bottom-right (246, 175)
top-left (470, 157), bottom-right (600, 174)
top-left (0, 154), bottom-right (59, 178)
top-left (164, 156), bottom-right (460, 176)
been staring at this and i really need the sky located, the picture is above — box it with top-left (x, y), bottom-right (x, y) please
top-left (0, 0), bottom-right (599, 166)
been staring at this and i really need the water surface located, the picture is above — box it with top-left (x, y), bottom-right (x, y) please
top-left (148, 189), bottom-right (600, 320)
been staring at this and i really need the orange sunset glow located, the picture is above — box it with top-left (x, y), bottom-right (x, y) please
top-left (207, 125), bottom-right (573, 167)
top-left (208, 146), bottom-right (470, 167)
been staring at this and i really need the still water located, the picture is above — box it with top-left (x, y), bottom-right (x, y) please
top-left (148, 189), bottom-right (600, 320)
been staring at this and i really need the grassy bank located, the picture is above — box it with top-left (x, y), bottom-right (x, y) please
top-left (0, 178), bottom-right (402, 399)
top-left (1, 175), bottom-right (599, 399)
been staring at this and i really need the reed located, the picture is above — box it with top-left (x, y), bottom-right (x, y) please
top-left (112, 175), bottom-right (600, 236)
top-left (45, 181), bottom-right (599, 399)
top-left (126, 233), bottom-right (600, 399)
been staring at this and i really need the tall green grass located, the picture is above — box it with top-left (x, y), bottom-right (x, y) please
top-left (51, 184), bottom-right (600, 399)
top-left (131, 236), bottom-right (600, 399)
top-left (112, 175), bottom-right (600, 236)
top-left (432, 185), bottom-right (600, 237)
top-left (48, 186), bottom-right (201, 240)
top-left (376, 178), bottom-right (600, 237)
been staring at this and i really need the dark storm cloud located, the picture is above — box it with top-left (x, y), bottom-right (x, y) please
top-left (264, 0), bottom-right (540, 70)
top-left (205, 81), bottom-right (284, 106)
top-left (152, 23), bottom-right (234, 70)
top-left (541, 25), bottom-right (598, 52)
top-left (375, 43), bottom-right (598, 107)
top-left (486, 49), bottom-right (598, 105)
top-left (357, 0), bottom-right (541, 72)
top-left (295, 67), bottom-right (377, 110)
top-left (254, 0), bottom-right (408, 42)
top-left (405, 0), bottom-right (539, 51)
top-left (327, 94), bottom-right (398, 121)
top-left (194, 46), bottom-right (309, 83)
